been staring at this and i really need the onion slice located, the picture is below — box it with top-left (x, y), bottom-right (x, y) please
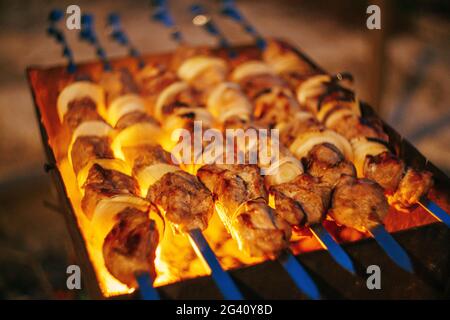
top-left (351, 137), bottom-right (388, 177)
top-left (231, 60), bottom-right (275, 82)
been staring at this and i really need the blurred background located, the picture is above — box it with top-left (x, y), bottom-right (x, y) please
top-left (0, 0), bottom-right (448, 299)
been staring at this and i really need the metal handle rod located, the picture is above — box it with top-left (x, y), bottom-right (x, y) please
top-left (220, 0), bottom-right (266, 50)
top-left (279, 251), bottom-right (321, 300)
top-left (419, 200), bottom-right (450, 228)
top-left (190, 4), bottom-right (237, 58)
top-left (47, 9), bottom-right (76, 73)
top-left (188, 228), bottom-right (244, 300)
top-left (107, 13), bottom-right (146, 69)
top-left (310, 224), bottom-right (356, 274)
top-left (369, 224), bottom-right (414, 273)
top-left (136, 273), bottom-right (160, 300)
top-left (79, 13), bottom-right (112, 71)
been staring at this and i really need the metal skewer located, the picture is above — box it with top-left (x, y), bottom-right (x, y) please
top-left (191, 3), bottom-right (355, 277)
top-left (136, 273), bottom-right (161, 300)
top-left (369, 224), bottom-right (414, 273)
top-left (107, 13), bottom-right (146, 69)
top-left (47, 9), bottom-right (76, 73)
top-left (419, 199), bottom-right (450, 228)
top-left (188, 229), bottom-right (243, 299)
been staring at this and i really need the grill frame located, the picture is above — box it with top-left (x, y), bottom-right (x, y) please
top-left (26, 42), bottom-right (450, 299)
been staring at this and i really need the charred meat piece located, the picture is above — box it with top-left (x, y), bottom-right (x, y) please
top-left (304, 143), bottom-right (356, 187)
top-left (103, 207), bottom-right (159, 288)
top-left (270, 173), bottom-right (331, 226)
top-left (239, 74), bottom-right (287, 101)
top-left (70, 136), bottom-right (114, 174)
top-left (232, 199), bottom-right (291, 258)
top-left (115, 111), bottom-right (159, 130)
top-left (82, 164), bottom-right (140, 218)
top-left (135, 63), bottom-right (178, 97)
top-left (253, 87), bottom-right (300, 128)
top-left (331, 175), bottom-right (388, 232)
top-left (147, 170), bottom-right (214, 232)
top-left (364, 151), bottom-right (405, 193)
top-left (391, 168), bottom-right (433, 210)
top-left (328, 114), bottom-right (388, 141)
top-left (122, 144), bottom-right (174, 175)
top-left (278, 116), bottom-right (323, 147)
top-left (63, 97), bottom-right (103, 131)
top-left (98, 68), bottom-right (138, 104)
top-left (197, 164), bottom-right (267, 213)
top-left (197, 164), bottom-right (290, 257)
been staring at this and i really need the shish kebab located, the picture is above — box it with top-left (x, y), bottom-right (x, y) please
top-left (151, 4), bottom-right (320, 299)
top-left (262, 39), bottom-right (447, 225)
top-left (189, 3), bottom-right (356, 274)
top-left (48, 11), bottom-right (160, 299)
top-left (220, 0), bottom-right (448, 227)
top-left (79, 13), bottom-right (244, 299)
top-left (211, 16), bottom-right (413, 272)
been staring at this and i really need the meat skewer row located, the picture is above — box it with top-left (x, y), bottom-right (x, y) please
top-left (222, 42), bottom-right (414, 271)
top-left (105, 86), bottom-right (243, 298)
top-left (57, 81), bottom-right (163, 289)
top-left (186, 9), bottom-right (357, 274)
top-left (264, 39), bottom-right (439, 218)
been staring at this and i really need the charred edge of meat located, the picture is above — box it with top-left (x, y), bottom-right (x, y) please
top-left (103, 207), bottom-right (159, 288)
top-left (317, 85), bottom-right (355, 111)
top-left (364, 151), bottom-right (405, 193)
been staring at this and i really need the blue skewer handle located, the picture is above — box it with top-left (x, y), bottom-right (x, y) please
top-left (370, 224), bottom-right (414, 273)
top-left (279, 252), bottom-right (321, 300)
top-left (188, 229), bottom-right (244, 300)
top-left (420, 200), bottom-right (450, 228)
top-left (190, 4), bottom-right (236, 58)
top-left (107, 13), bottom-right (145, 69)
top-left (47, 9), bottom-right (76, 73)
top-left (310, 224), bottom-right (356, 274)
top-left (220, 0), bottom-right (266, 50)
top-left (79, 13), bottom-right (112, 71)
top-left (136, 273), bottom-right (160, 300)
top-left (151, 0), bottom-right (183, 44)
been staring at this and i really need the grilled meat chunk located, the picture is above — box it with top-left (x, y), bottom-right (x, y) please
top-left (122, 144), bottom-right (173, 176)
top-left (328, 114), bottom-right (388, 141)
top-left (135, 63), bottom-right (178, 97)
top-left (239, 74), bottom-right (287, 100)
top-left (331, 175), bottom-right (388, 232)
top-left (278, 115), bottom-right (323, 147)
top-left (103, 207), bottom-right (159, 288)
top-left (147, 170), bottom-right (214, 232)
top-left (63, 97), bottom-right (103, 131)
top-left (197, 164), bottom-right (267, 212)
top-left (71, 136), bottom-right (114, 174)
top-left (391, 168), bottom-right (433, 210)
top-left (82, 164), bottom-right (140, 218)
top-left (364, 151), bottom-right (405, 193)
top-left (253, 87), bottom-right (300, 128)
top-left (232, 199), bottom-right (291, 258)
top-left (197, 164), bottom-right (290, 257)
top-left (304, 143), bottom-right (356, 187)
top-left (99, 68), bottom-right (138, 104)
top-left (270, 173), bottom-right (331, 226)
top-left (115, 111), bottom-right (159, 130)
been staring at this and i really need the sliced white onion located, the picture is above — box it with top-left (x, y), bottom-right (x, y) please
top-left (154, 81), bottom-right (189, 122)
top-left (71, 121), bottom-right (112, 143)
top-left (231, 60), bottom-right (275, 82)
top-left (263, 156), bottom-right (304, 186)
top-left (111, 122), bottom-right (161, 160)
top-left (107, 94), bottom-right (146, 127)
top-left (76, 158), bottom-right (131, 191)
top-left (268, 55), bottom-right (302, 74)
top-left (57, 81), bottom-right (105, 122)
top-left (351, 137), bottom-right (388, 177)
top-left (90, 195), bottom-right (151, 251)
top-left (296, 74), bottom-right (330, 107)
top-left (177, 56), bottom-right (227, 82)
top-left (136, 164), bottom-right (180, 196)
top-left (290, 129), bottom-right (353, 162)
top-left (207, 82), bottom-right (252, 122)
